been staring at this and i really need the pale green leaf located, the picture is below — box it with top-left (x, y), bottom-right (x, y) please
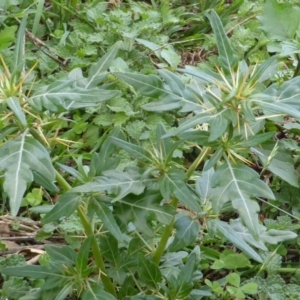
top-left (92, 200), bottom-right (124, 242)
top-left (42, 193), bottom-right (82, 224)
top-left (0, 134), bottom-right (55, 216)
top-left (211, 162), bottom-right (274, 238)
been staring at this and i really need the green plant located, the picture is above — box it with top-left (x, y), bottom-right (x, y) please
top-left (1, 2), bottom-right (300, 299)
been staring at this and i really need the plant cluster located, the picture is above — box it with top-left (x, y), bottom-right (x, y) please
top-left (0, 0), bottom-right (300, 299)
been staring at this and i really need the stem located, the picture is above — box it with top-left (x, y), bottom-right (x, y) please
top-left (55, 171), bottom-right (116, 297)
top-left (152, 147), bottom-right (211, 265)
top-left (186, 147), bottom-right (211, 180)
top-left (152, 197), bottom-right (178, 265)
top-left (293, 54), bottom-right (300, 78)
top-left (77, 206), bottom-right (117, 297)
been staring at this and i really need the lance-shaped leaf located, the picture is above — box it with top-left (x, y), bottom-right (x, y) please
top-left (253, 93), bottom-right (300, 119)
top-left (138, 253), bottom-right (162, 289)
top-left (81, 285), bottom-right (117, 300)
top-left (42, 193), bottom-right (82, 225)
top-left (29, 80), bottom-right (120, 112)
top-left (169, 214), bottom-right (200, 252)
top-left (206, 10), bottom-right (238, 74)
top-left (252, 143), bottom-right (299, 187)
top-left (92, 200), bottom-right (124, 242)
top-left (71, 168), bottom-right (146, 202)
top-left (110, 137), bottom-right (153, 163)
top-left (0, 134), bottom-right (55, 216)
top-left (211, 161), bottom-right (274, 239)
top-left (115, 190), bottom-right (174, 237)
top-left (114, 70), bottom-right (203, 113)
top-left (230, 218), bottom-right (297, 251)
top-left (264, 76), bottom-right (300, 111)
top-left (87, 41), bottom-right (122, 88)
top-left (6, 97), bottom-right (27, 126)
top-left (210, 220), bottom-right (262, 263)
top-left (159, 169), bottom-right (201, 211)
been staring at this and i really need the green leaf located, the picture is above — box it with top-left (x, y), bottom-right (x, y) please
top-left (252, 143), bottom-right (299, 187)
top-left (0, 26), bottom-right (17, 49)
top-left (230, 218), bottom-right (297, 251)
top-left (212, 220), bottom-right (262, 263)
top-left (115, 190), bottom-right (174, 237)
top-left (206, 10), bottom-right (238, 74)
top-left (226, 273), bottom-right (240, 287)
top-left (169, 253), bottom-right (196, 298)
top-left (159, 169), bottom-right (201, 211)
top-left (42, 193), bottom-right (82, 224)
top-left (0, 134), bottom-right (55, 216)
top-left (264, 76), bottom-right (300, 113)
top-left (195, 167), bottom-right (214, 202)
top-left (169, 214), bottom-right (200, 252)
top-left (76, 235), bottom-right (93, 275)
top-left (30, 80), bottom-right (120, 112)
top-left (92, 200), bottom-right (124, 242)
top-left (54, 282), bottom-right (73, 300)
top-left (81, 284), bottom-right (117, 300)
top-left (1, 265), bottom-right (66, 279)
top-left (258, 0), bottom-right (300, 41)
top-left (72, 168), bottom-right (146, 202)
top-left (13, 15), bottom-right (27, 72)
top-left (114, 72), bottom-right (166, 98)
top-left (240, 282), bottom-right (258, 294)
top-left (44, 244), bottom-right (77, 266)
top-left (254, 94), bottom-right (300, 120)
top-left (211, 161), bottom-right (274, 238)
top-left (110, 137), bottom-right (153, 163)
top-left (138, 253), bottom-right (162, 289)
top-left (87, 41), bottom-right (121, 88)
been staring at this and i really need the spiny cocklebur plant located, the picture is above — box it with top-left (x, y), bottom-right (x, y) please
top-left (112, 9), bottom-right (299, 263)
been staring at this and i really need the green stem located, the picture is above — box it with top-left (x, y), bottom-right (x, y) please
top-left (152, 197), bottom-right (178, 265)
top-left (186, 147), bottom-right (211, 180)
top-left (55, 171), bottom-right (116, 297)
top-left (152, 147), bottom-right (211, 265)
top-left (77, 206), bottom-right (117, 297)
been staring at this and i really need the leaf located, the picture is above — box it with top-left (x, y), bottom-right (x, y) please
top-left (54, 282), bottom-right (74, 300)
top-left (212, 220), bottom-right (262, 263)
top-left (99, 234), bottom-right (120, 264)
top-left (169, 214), bottom-right (200, 252)
top-left (1, 265), bottom-right (66, 279)
top-left (169, 253), bottom-right (196, 298)
top-left (92, 200), bottom-right (124, 242)
top-left (159, 169), bottom-right (201, 211)
top-left (138, 253), bottom-right (162, 289)
top-left (110, 137), bottom-right (153, 163)
top-left (160, 46), bottom-right (181, 69)
top-left (206, 10), bottom-right (238, 74)
top-left (81, 284), bottom-right (117, 300)
top-left (258, 0), bottom-right (300, 41)
top-left (29, 80), bottom-right (120, 112)
top-left (87, 41), bottom-right (121, 89)
top-left (252, 143), bottom-right (299, 187)
top-left (76, 235), bottom-right (93, 275)
top-left (115, 190), bottom-right (174, 237)
top-left (13, 16), bottom-right (27, 72)
top-left (226, 273), bottom-right (240, 287)
top-left (254, 93), bottom-right (300, 120)
top-left (72, 168), bottom-right (146, 202)
top-left (0, 134), bottom-right (55, 216)
top-left (114, 72), bottom-right (166, 98)
top-left (211, 161), bottom-right (274, 238)
top-left (42, 193), bottom-right (82, 224)
top-left (6, 97), bottom-right (27, 126)
top-left (44, 244), bottom-right (77, 266)
top-left (230, 218), bottom-right (297, 251)
top-left (264, 76), bottom-right (300, 112)
top-left (195, 166), bottom-right (214, 202)
top-left (0, 26), bottom-right (17, 49)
